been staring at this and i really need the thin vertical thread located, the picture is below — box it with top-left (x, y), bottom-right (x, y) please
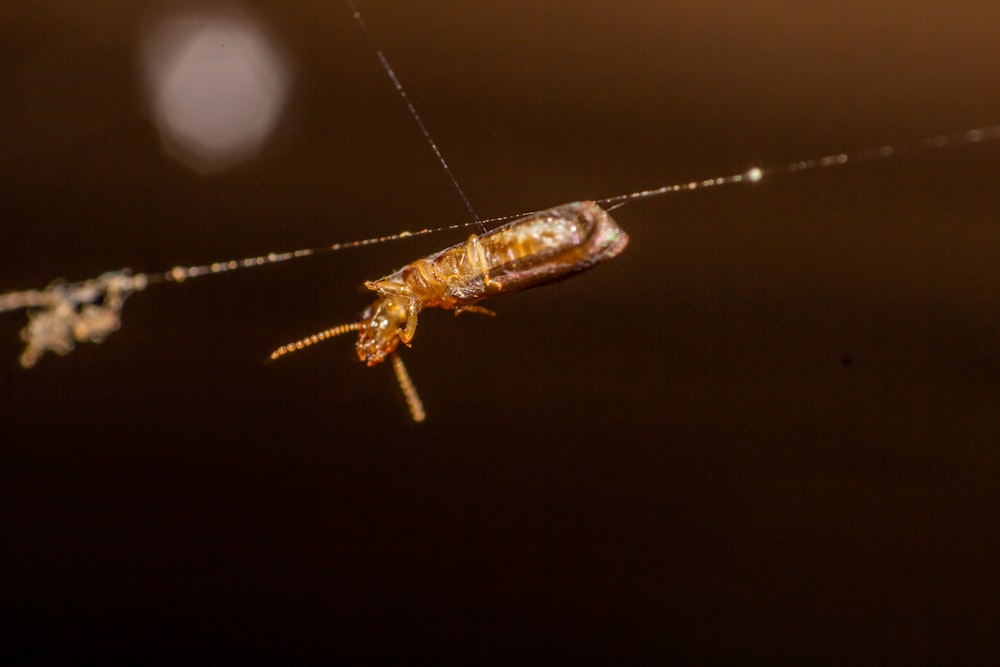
top-left (343, 0), bottom-right (484, 233)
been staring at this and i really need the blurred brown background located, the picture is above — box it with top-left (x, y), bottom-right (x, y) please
top-left (2, 0), bottom-right (1000, 660)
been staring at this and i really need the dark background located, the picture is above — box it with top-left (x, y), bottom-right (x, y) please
top-left (2, 0), bottom-right (1000, 661)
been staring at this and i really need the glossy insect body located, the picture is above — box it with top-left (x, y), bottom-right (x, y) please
top-left (271, 200), bottom-right (629, 421)
top-left (360, 200), bottom-right (629, 363)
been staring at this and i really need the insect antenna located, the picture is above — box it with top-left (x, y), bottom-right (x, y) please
top-left (267, 317), bottom-right (426, 424)
top-left (390, 352), bottom-right (425, 423)
top-left (268, 321), bottom-right (364, 361)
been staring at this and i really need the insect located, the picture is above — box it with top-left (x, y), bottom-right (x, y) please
top-left (267, 200), bottom-right (629, 421)
top-left (1, 2), bottom-right (997, 423)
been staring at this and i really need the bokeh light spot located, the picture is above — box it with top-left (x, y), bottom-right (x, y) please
top-left (142, 6), bottom-right (291, 173)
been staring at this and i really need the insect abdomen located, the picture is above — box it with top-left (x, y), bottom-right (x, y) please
top-left (479, 201), bottom-right (628, 291)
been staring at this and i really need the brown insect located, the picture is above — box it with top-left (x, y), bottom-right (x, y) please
top-left (268, 200), bottom-right (628, 421)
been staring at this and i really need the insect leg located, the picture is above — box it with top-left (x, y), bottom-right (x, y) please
top-left (399, 300), bottom-right (419, 344)
top-left (454, 305), bottom-right (496, 317)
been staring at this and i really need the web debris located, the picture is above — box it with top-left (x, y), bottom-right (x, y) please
top-left (0, 270), bottom-right (148, 368)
